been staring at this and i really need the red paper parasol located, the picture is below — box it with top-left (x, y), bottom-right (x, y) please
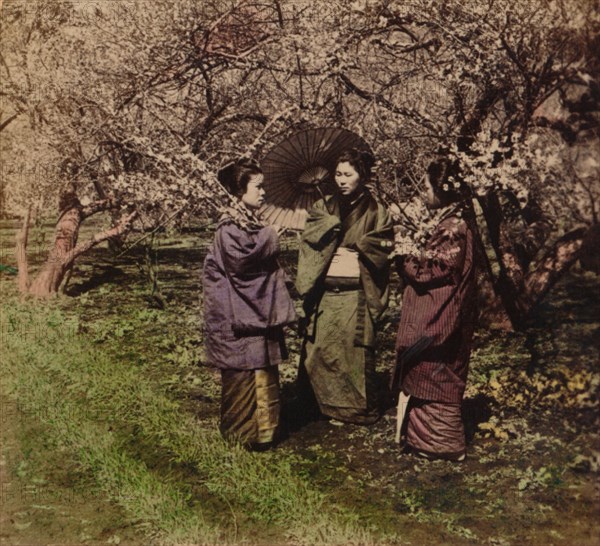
top-left (259, 127), bottom-right (372, 230)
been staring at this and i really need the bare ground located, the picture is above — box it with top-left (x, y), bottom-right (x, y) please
top-left (1, 221), bottom-right (599, 545)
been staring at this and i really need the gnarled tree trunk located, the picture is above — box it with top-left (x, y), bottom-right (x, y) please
top-left (476, 203), bottom-right (589, 329)
top-left (16, 196), bottom-right (136, 298)
top-left (28, 206), bottom-right (83, 297)
top-left (517, 227), bottom-right (588, 317)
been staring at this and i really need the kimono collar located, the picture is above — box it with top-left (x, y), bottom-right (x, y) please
top-left (335, 189), bottom-right (372, 231)
top-left (217, 206), bottom-right (263, 231)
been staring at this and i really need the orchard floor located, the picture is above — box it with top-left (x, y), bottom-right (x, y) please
top-left (0, 219), bottom-right (599, 545)
top-left (0, 394), bottom-right (145, 546)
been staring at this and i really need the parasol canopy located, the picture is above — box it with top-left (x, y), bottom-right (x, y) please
top-left (259, 127), bottom-right (372, 230)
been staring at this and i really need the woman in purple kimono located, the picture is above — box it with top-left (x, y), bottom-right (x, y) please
top-left (203, 158), bottom-right (296, 449)
top-left (395, 175), bottom-right (477, 461)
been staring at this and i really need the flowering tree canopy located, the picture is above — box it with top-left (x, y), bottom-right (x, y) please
top-left (1, 0), bottom-right (598, 323)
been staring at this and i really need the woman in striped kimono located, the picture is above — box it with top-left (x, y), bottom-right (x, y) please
top-left (395, 175), bottom-right (477, 461)
top-left (203, 158), bottom-right (296, 449)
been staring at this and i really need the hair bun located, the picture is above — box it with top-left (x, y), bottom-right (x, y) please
top-left (217, 157), bottom-right (263, 197)
top-left (217, 161), bottom-right (237, 191)
top-left (359, 150), bottom-right (375, 171)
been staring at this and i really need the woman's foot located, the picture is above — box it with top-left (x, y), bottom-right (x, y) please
top-left (409, 446), bottom-right (466, 462)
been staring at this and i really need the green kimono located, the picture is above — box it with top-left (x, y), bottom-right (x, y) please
top-left (296, 191), bottom-right (393, 424)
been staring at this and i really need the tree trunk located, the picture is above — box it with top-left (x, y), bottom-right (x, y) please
top-left (15, 206), bottom-right (32, 294)
top-left (22, 196), bottom-right (135, 298)
top-left (475, 184), bottom-right (590, 326)
top-left (517, 227), bottom-right (587, 316)
top-left (579, 223), bottom-right (600, 274)
top-left (474, 194), bottom-right (527, 328)
top-left (472, 223), bottom-right (515, 330)
top-left (28, 207), bottom-right (83, 297)
top-left (477, 273), bottom-right (514, 330)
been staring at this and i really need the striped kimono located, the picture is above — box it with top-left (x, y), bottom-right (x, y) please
top-left (395, 213), bottom-right (476, 459)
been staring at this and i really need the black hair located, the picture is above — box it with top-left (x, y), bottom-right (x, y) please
top-left (217, 157), bottom-right (262, 197)
top-left (427, 161), bottom-right (464, 207)
top-left (336, 148), bottom-right (376, 182)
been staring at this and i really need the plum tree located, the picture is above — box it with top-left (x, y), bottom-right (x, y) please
top-left (1, 0), bottom-right (596, 321)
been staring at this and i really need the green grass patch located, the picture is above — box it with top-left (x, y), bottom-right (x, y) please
top-left (1, 300), bottom-right (390, 545)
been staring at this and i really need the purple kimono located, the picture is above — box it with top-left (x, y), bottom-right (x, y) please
top-left (203, 218), bottom-right (296, 370)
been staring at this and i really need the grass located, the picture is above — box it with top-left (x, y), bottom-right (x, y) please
top-left (1, 217), bottom-right (598, 545)
top-left (1, 302), bottom-right (218, 545)
top-left (1, 298), bottom-right (385, 545)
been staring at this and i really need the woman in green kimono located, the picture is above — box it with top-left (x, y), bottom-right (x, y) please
top-left (296, 149), bottom-right (394, 424)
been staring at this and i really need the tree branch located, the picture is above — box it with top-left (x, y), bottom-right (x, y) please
top-left (518, 227), bottom-right (587, 315)
top-left (62, 211), bottom-right (138, 267)
top-left (338, 73), bottom-right (438, 131)
top-left (371, 38), bottom-right (438, 56)
top-left (0, 112), bottom-right (21, 133)
top-left (81, 198), bottom-right (118, 219)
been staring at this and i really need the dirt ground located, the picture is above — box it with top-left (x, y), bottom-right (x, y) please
top-left (1, 223), bottom-right (599, 545)
top-left (276, 407), bottom-right (600, 545)
top-left (274, 267), bottom-right (600, 546)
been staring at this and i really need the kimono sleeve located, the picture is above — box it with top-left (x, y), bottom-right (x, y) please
top-left (302, 199), bottom-right (342, 247)
top-left (216, 222), bottom-right (279, 276)
top-left (403, 217), bottom-right (468, 288)
top-left (295, 199), bottom-right (341, 297)
top-left (354, 204), bottom-right (394, 271)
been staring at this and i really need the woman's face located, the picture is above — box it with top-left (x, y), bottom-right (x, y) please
top-left (241, 173), bottom-right (266, 209)
top-left (423, 175), bottom-right (442, 209)
top-left (335, 161), bottom-right (361, 196)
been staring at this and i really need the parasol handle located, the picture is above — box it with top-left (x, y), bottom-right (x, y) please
top-left (315, 183), bottom-right (333, 215)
